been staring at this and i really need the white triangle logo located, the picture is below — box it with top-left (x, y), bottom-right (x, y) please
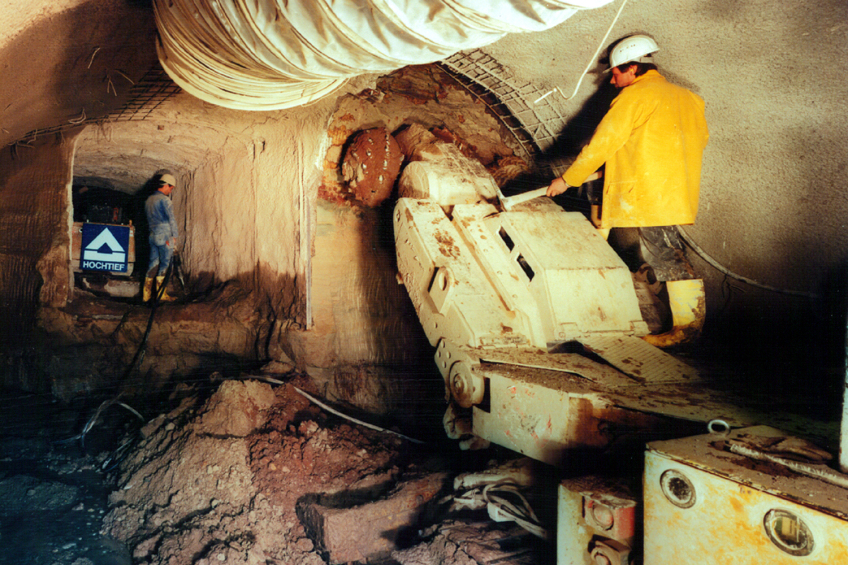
top-left (83, 227), bottom-right (126, 262)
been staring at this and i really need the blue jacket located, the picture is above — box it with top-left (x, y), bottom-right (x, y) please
top-left (145, 191), bottom-right (178, 245)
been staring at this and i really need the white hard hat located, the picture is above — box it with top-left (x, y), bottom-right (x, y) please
top-left (608, 35), bottom-right (659, 70)
top-left (159, 173), bottom-right (177, 187)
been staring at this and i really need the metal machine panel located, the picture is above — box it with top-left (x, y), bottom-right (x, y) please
top-left (502, 211), bottom-right (623, 271)
top-left (449, 203), bottom-right (651, 346)
top-left (475, 348), bottom-right (637, 388)
top-left (558, 477), bottom-right (637, 565)
top-left (473, 366), bottom-right (583, 465)
top-left (500, 211), bottom-right (648, 340)
top-left (394, 198), bottom-right (529, 348)
top-left (580, 335), bottom-right (699, 383)
top-left (451, 204), bottom-right (548, 347)
top-left (644, 427), bottom-right (848, 564)
top-left (471, 364), bottom-right (670, 466)
top-left (395, 194), bottom-right (650, 349)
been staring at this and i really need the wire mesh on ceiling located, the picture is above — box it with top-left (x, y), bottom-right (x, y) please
top-left (440, 50), bottom-right (577, 176)
top-left (14, 67), bottom-right (181, 147)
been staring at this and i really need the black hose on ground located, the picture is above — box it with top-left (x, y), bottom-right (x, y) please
top-left (123, 262), bottom-right (174, 379)
top-left (57, 263), bottom-right (176, 449)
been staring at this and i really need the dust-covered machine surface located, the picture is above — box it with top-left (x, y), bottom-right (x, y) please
top-left (392, 142), bottom-right (848, 563)
top-left (644, 426), bottom-right (848, 564)
top-left (391, 143), bottom-right (826, 460)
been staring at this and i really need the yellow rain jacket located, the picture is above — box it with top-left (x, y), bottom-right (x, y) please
top-left (562, 70), bottom-right (709, 228)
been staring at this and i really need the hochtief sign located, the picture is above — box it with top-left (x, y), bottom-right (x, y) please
top-left (80, 224), bottom-right (130, 273)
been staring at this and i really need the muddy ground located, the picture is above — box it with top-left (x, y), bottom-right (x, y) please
top-left (0, 390), bottom-right (133, 565)
top-left (0, 373), bottom-right (555, 565)
top-left (102, 375), bottom-right (554, 564)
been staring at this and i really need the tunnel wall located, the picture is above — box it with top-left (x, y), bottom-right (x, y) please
top-left (0, 133), bottom-right (77, 348)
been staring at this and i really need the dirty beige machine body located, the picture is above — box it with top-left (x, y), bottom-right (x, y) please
top-left (393, 147), bottom-right (848, 564)
top-left (394, 147), bottom-right (708, 462)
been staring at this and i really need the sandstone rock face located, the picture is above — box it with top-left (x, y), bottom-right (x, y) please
top-left (0, 134), bottom-right (76, 347)
top-left (194, 380), bottom-right (277, 437)
top-left (341, 127), bottom-right (403, 207)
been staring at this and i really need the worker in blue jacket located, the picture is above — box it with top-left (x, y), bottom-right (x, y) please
top-left (143, 173), bottom-right (178, 302)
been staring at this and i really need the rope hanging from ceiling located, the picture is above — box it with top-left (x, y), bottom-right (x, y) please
top-left (153, 0), bottom-right (612, 111)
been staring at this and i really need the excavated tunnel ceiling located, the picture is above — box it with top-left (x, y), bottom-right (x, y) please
top-left (0, 0), bottom-right (161, 148)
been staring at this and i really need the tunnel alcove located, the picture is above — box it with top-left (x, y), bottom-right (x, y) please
top-left (72, 180), bottom-right (133, 225)
top-left (71, 177), bottom-right (145, 300)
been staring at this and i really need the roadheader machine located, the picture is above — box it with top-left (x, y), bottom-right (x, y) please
top-left (392, 143), bottom-right (848, 564)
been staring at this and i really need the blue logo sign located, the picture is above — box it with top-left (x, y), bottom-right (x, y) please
top-left (80, 224), bottom-right (130, 273)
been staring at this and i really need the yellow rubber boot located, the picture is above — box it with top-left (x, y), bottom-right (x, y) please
top-left (142, 277), bottom-right (154, 302)
top-left (642, 279), bottom-right (705, 347)
top-left (155, 276), bottom-right (176, 302)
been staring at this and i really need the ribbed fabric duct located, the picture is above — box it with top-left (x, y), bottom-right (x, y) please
top-left (154, 0), bottom-right (613, 111)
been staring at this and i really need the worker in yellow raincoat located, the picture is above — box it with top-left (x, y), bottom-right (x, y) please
top-left (547, 35), bottom-right (710, 344)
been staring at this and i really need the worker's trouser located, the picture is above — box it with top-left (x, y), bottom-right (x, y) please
top-left (147, 235), bottom-right (173, 278)
top-left (636, 226), bottom-right (695, 282)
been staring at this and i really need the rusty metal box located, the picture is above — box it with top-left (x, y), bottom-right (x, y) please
top-left (557, 476), bottom-right (637, 565)
top-left (644, 426), bottom-right (848, 564)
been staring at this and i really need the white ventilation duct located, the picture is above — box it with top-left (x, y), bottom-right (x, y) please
top-left (154, 0), bottom-right (613, 111)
